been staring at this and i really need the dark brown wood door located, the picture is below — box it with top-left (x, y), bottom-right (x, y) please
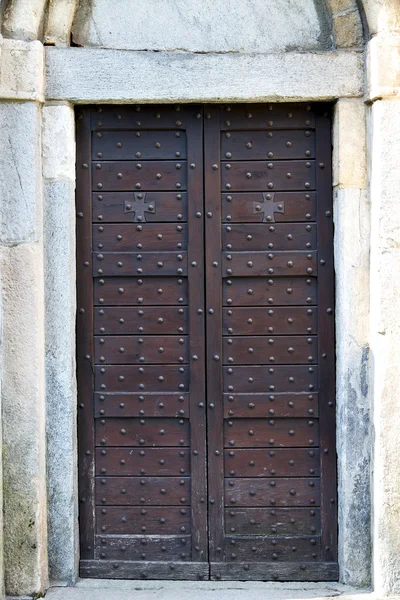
top-left (76, 104), bottom-right (337, 581)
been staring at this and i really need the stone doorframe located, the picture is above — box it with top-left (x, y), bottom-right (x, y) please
top-left (42, 48), bottom-right (369, 585)
top-left (1, 7), bottom-right (400, 596)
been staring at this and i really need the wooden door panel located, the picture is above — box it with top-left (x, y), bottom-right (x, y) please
top-left (205, 104), bottom-right (336, 581)
top-left (78, 105), bottom-right (207, 580)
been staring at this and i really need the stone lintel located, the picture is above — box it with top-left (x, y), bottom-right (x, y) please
top-left (45, 48), bottom-right (364, 103)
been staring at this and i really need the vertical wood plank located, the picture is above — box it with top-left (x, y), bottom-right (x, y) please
top-left (204, 106), bottom-right (225, 560)
top-left (76, 107), bottom-right (95, 559)
top-left (316, 108), bottom-right (337, 562)
top-left (186, 107), bottom-right (208, 561)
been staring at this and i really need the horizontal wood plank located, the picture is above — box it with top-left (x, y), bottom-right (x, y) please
top-left (221, 130), bottom-right (315, 161)
top-left (95, 534), bottom-right (191, 560)
top-left (92, 161), bottom-right (187, 192)
top-left (225, 507), bottom-right (320, 535)
top-left (96, 476), bottom-right (191, 505)
top-left (221, 161), bottom-right (315, 192)
top-left (222, 192), bottom-right (316, 223)
top-left (222, 251), bottom-right (317, 277)
top-left (222, 336), bottom-right (317, 365)
top-left (224, 477), bottom-right (320, 507)
top-left (224, 393), bottom-right (318, 418)
top-left (210, 561), bottom-right (338, 581)
top-left (93, 252), bottom-right (188, 277)
top-left (92, 130), bottom-right (187, 160)
top-left (96, 506), bottom-right (191, 535)
top-left (94, 306), bottom-right (188, 335)
top-left (224, 535), bottom-right (321, 561)
top-left (223, 223), bottom-right (317, 251)
top-left (223, 307), bottom-right (317, 335)
top-left (94, 392), bottom-right (189, 418)
top-left (223, 365), bottom-right (318, 393)
top-left (223, 277), bottom-right (317, 307)
top-left (80, 560), bottom-right (210, 579)
top-left (224, 418), bottom-right (319, 448)
top-left (94, 277), bottom-right (188, 306)
top-left (96, 447), bottom-right (191, 476)
top-left (94, 335), bottom-right (189, 365)
top-left (224, 448), bottom-right (320, 477)
top-left (95, 365), bottom-right (189, 393)
top-left (95, 417), bottom-right (190, 447)
top-left (92, 192), bottom-right (188, 223)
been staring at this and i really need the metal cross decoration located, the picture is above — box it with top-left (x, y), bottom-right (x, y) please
top-left (253, 192), bottom-right (285, 222)
top-left (124, 192), bottom-right (156, 222)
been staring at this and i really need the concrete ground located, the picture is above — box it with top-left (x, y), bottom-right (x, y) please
top-left (7, 580), bottom-right (396, 600)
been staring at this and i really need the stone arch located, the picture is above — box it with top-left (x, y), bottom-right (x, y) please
top-left (0, 0), bottom-right (369, 48)
top-left (1, 0), bottom-right (399, 47)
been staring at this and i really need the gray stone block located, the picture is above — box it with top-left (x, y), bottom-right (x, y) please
top-left (0, 102), bottom-right (42, 245)
top-left (0, 243), bottom-right (48, 595)
top-left (44, 180), bottom-right (78, 586)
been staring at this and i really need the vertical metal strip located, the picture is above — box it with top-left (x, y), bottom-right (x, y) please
top-left (76, 107), bottom-right (95, 560)
top-left (204, 106), bottom-right (225, 560)
top-left (316, 108), bottom-right (337, 562)
top-left (186, 107), bottom-right (208, 562)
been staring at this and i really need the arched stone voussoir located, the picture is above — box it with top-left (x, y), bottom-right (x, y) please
top-left (44, 0), bottom-right (79, 47)
top-left (2, 0), bottom-right (48, 41)
top-left (326, 0), bottom-right (365, 47)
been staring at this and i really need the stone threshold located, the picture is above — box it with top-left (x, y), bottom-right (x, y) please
top-left (7, 580), bottom-right (395, 600)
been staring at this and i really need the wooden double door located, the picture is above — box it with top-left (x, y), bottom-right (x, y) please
top-left (76, 104), bottom-right (337, 581)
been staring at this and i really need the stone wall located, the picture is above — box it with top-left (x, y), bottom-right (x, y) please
top-left (0, 0), bottom-right (399, 597)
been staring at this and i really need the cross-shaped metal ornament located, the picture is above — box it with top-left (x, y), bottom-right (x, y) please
top-left (253, 192), bottom-right (285, 223)
top-left (124, 192), bottom-right (156, 222)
